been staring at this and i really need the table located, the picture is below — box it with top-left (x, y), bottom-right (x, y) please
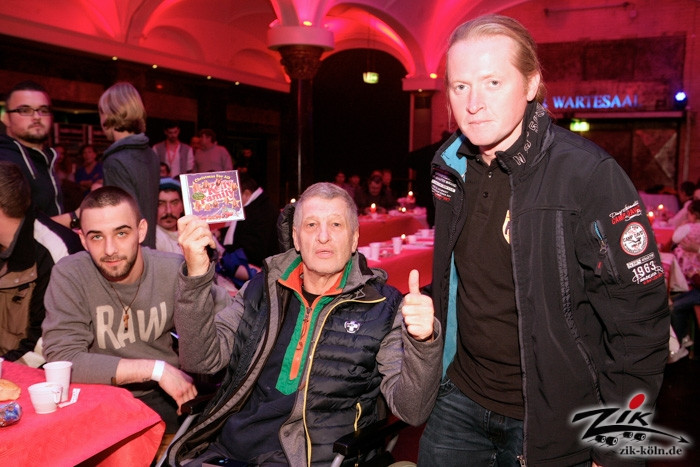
top-left (366, 242), bottom-right (433, 294)
top-left (358, 213), bottom-right (427, 247)
top-left (660, 252), bottom-right (689, 293)
top-left (0, 361), bottom-right (165, 466)
top-left (653, 226), bottom-right (675, 251)
top-left (639, 192), bottom-right (679, 215)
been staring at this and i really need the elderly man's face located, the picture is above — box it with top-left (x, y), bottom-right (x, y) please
top-left (293, 196), bottom-right (358, 282)
top-left (157, 190), bottom-right (183, 231)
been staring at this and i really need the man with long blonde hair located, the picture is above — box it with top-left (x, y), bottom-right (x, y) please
top-left (421, 15), bottom-right (668, 466)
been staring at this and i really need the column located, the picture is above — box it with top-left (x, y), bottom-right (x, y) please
top-left (278, 44), bottom-right (323, 197)
top-left (269, 26), bottom-right (333, 198)
top-left (403, 77), bottom-right (441, 190)
top-left (410, 90), bottom-right (435, 152)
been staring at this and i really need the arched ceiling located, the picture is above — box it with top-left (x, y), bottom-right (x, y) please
top-left (0, 0), bottom-right (528, 92)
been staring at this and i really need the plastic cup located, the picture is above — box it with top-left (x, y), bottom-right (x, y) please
top-left (44, 361), bottom-right (72, 402)
top-left (28, 382), bottom-right (62, 414)
top-left (369, 242), bottom-right (382, 260)
top-left (392, 237), bottom-right (402, 255)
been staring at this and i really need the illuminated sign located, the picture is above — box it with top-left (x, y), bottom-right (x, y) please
top-left (549, 94), bottom-right (639, 110)
top-left (363, 72), bottom-right (379, 84)
top-left (570, 120), bottom-right (590, 132)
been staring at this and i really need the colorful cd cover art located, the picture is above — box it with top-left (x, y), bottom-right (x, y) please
top-left (179, 170), bottom-right (245, 223)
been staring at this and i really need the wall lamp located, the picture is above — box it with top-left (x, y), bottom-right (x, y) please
top-left (674, 91), bottom-right (688, 110)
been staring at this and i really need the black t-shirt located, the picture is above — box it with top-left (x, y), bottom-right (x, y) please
top-left (447, 154), bottom-right (524, 420)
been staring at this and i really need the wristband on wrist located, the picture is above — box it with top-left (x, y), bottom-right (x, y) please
top-left (151, 360), bottom-right (165, 382)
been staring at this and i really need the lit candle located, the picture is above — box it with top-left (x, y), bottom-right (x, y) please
top-left (401, 234), bottom-right (406, 244)
top-left (370, 203), bottom-right (377, 214)
top-left (647, 211), bottom-right (655, 224)
top-left (657, 204), bottom-right (664, 211)
top-left (290, 198), bottom-right (296, 204)
top-left (400, 206), bottom-right (406, 213)
top-left (408, 191), bottom-right (414, 198)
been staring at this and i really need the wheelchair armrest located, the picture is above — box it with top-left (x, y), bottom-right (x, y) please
top-left (332, 418), bottom-right (408, 458)
top-left (180, 393), bottom-right (215, 415)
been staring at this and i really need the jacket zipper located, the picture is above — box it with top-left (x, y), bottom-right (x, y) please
top-left (290, 305), bottom-right (313, 380)
top-left (592, 220), bottom-right (621, 281)
top-left (301, 295), bottom-right (386, 467)
top-left (354, 402), bottom-right (362, 431)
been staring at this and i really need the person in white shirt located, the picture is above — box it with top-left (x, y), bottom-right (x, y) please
top-left (152, 121), bottom-right (195, 177)
top-left (668, 182), bottom-right (699, 228)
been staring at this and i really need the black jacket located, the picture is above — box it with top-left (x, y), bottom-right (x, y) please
top-left (430, 102), bottom-right (669, 467)
top-left (1, 210), bottom-right (82, 363)
top-left (0, 135), bottom-right (63, 216)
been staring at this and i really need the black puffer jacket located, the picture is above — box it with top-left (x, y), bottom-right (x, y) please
top-left (171, 248), bottom-right (443, 466)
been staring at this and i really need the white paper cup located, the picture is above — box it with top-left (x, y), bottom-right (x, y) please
top-left (0, 357), bottom-right (3, 378)
top-left (369, 242), bottom-right (382, 261)
top-left (44, 361), bottom-right (72, 402)
top-left (28, 382), bottom-right (62, 414)
top-left (358, 246), bottom-right (371, 258)
top-left (392, 237), bottom-right (402, 255)
top-left (407, 235), bottom-right (417, 244)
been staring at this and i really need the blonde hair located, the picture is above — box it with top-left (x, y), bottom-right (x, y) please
top-left (446, 14), bottom-right (546, 103)
top-left (98, 82), bottom-right (147, 134)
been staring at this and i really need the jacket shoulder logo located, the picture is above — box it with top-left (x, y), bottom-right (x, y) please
top-left (620, 222), bottom-right (648, 256)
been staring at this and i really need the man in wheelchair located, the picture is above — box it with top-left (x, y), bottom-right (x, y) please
top-left (171, 182), bottom-right (442, 466)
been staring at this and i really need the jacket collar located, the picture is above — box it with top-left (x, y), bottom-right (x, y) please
top-left (432, 101), bottom-right (553, 180)
top-left (494, 101), bottom-right (551, 176)
top-left (266, 248), bottom-right (387, 299)
top-left (102, 133), bottom-right (150, 159)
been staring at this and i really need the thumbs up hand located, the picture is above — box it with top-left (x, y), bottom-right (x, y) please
top-left (401, 269), bottom-right (434, 341)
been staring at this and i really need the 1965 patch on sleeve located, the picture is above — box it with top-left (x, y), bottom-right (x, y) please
top-left (620, 222), bottom-right (648, 256)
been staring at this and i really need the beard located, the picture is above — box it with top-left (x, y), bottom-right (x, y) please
top-left (97, 253), bottom-right (137, 282)
top-left (17, 124), bottom-right (49, 145)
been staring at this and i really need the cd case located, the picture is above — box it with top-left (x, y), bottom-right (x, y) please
top-left (179, 170), bottom-right (245, 223)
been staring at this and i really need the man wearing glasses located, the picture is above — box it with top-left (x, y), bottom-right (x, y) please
top-left (1, 80), bottom-right (64, 217)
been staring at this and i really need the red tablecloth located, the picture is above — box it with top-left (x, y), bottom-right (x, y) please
top-left (0, 361), bottom-right (165, 466)
top-left (366, 243), bottom-right (433, 294)
top-left (653, 226), bottom-right (675, 251)
top-left (358, 214), bottom-right (427, 247)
